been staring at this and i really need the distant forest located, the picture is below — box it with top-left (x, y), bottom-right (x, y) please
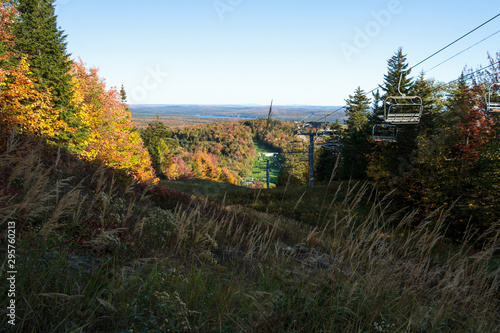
top-left (130, 104), bottom-right (347, 122)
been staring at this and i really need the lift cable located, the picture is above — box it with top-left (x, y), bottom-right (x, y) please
top-left (445, 59), bottom-right (500, 85)
top-left (299, 13), bottom-right (500, 126)
top-left (410, 12), bottom-right (500, 71)
top-left (425, 29), bottom-right (500, 74)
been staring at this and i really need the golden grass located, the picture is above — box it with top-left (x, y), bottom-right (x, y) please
top-left (0, 133), bottom-right (498, 332)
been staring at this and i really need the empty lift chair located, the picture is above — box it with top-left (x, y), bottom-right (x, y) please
top-left (384, 95), bottom-right (423, 124)
top-left (372, 71), bottom-right (423, 142)
top-left (316, 128), bottom-right (342, 151)
top-left (487, 83), bottom-right (500, 113)
top-left (372, 123), bottom-right (398, 142)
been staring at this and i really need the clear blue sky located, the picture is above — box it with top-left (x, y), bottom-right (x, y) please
top-left (55, 0), bottom-right (500, 106)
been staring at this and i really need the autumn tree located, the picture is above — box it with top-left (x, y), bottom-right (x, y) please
top-left (70, 59), bottom-right (156, 182)
top-left (140, 117), bottom-right (183, 178)
top-left (0, 2), bottom-right (67, 139)
top-left (405, 71), bottom-right (498, 239)
top-left (12, 0), bottom-right (80, 139)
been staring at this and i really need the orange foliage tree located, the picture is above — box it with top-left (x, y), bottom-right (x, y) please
top-left (0, 3), bottom-right (67, 138)
top-left (70, 59), bottom-right (157, 183)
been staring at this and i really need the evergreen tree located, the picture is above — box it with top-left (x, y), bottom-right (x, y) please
top-left (345, 86), bottom-right (370, 132)
top-left (368, 88), bottom-right (383, 122)
top-left (13, 0), bottom-right (74, 115)
top-left (405, 72), bottom-right (499, 240)
top-left (340, 87), bottom-right (372, 179)
top-left (366, 48), bottom-right (416, 190)
top-left (382, 47), bottom-right (413, 98)
top-left (140, 116), bottom-right (175, 176)
top-left (413, 72), bottom-right (446, 131)
top-left (120, 84), bottom-right (127, 105)
top-left (315, 147), bottom-right (339, 183)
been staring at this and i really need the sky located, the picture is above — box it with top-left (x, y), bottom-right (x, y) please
top-left (55, 0), bottom-right (500, 106)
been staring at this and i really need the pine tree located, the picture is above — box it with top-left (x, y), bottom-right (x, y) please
top-left (13, 0), bottom-right (75, 115)
top-left (368, 88), bottom-right (383, 121)
top-left (120, 84), bottom-right (127, 105)
top-left (366, 48), bottom-right (416, 190)
top-left (382, 47), bottom-right (413, 98)
top-left (413, 72), bottom-right (445, 131)
top-left (341, 87), bottom-right (372, 179)
top-left (345, 86), bottom-right (370, 132)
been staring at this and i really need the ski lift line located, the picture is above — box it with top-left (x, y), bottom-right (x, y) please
top-left (410, 12), bottom-right (500, 72)
top-left (298, 12), bottom-right (500, 127)
top-left (312, 107), bottom-right (345, 124)
top-left (424, 29), bottom-right (500, 74)
top-left (299, 111), bottom-right (320, 123)
top-left (305, 59), bottom-right (498, 132)
top-left (446, 60), bottom-right (500, 86)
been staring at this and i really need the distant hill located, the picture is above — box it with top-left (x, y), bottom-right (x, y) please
top-left (129, 104), bottom-right (347, 122)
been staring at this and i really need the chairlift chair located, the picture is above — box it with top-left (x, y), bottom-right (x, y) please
top-left (294, 121), bottom-right (303, 135)
top-left (487, 83), bottom-right (500, 113)
top-left (383, 71), bottom-right (423, 124)
top-left (316, 129), bottom-right (342, 151)
top-left (384, 95), bottom-right (423, 124)
top-left (302, 121), bottom-right (323, 129)
top-left (324, 145), bottom-right (342, 152)
top-left (316, 128), bottom-right (337, 137)
top-left (372, 123), bottom-right (398, 142)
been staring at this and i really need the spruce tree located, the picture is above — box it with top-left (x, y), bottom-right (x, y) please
top-left (366, 48), bottom-right (417, 191)
top-left (120, 84), bottom-right (128, 105)
top-left (345, 86), bottom-right (370, 132)
top-left (13, 0), bottom-right (74, 116)
top-left (342, 87), bottom-right (372, 179)
top-left (413, 72), bottom-right (444, 131)
top-left (382, 47), bottom-right (413, 98)
top-left (369, 88), bottom-right (383, 121)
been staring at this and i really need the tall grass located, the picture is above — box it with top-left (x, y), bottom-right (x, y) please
top-left (0, 134), bottom-right (499, 332)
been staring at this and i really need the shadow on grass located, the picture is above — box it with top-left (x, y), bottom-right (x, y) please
top-left (161, 178), bottom-right (249, 199)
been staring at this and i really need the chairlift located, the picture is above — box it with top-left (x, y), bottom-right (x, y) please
top-left (487, 83), bottom-right (500, 113)
top-left (384, 95), bottom-right (423, 124)
top-left (303, 121), bottom-right (323, 129)
top-left (317, 141), bottom-right (343, 152)
top-left (316, 128), bottom-right (338, 137)
top-left (316, 128), bottom-right (342, 150)
top-left (324, 145), bottom-right (342, 152)
top-left (383, 72), bottom-right (423, 124)
top-left (372, 123), bottom-right (398, 142)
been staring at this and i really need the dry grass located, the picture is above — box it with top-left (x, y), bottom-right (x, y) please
top-left (0, 133), bottom-right (499, 332)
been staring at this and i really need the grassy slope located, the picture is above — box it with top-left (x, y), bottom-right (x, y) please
top-left (161, 178), bottom-right (246, 199)
top-left (1, 135), bottom-right (499, 332)
top-left (250, 140), bottom-right (280, 188)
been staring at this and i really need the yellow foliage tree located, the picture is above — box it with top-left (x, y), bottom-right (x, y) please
top-left (69, 59), bottom-right (157, 183)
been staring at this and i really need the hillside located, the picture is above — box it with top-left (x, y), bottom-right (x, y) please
top-left (1, 1), bottom-right (500, 332)
top-left (1, 134), bottom-right (499, 332)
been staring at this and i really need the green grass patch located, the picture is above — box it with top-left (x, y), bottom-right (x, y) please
top-left (161, 178), bottom-right (246, 199)
top-left (250, 139), bottom-right (281, 188)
